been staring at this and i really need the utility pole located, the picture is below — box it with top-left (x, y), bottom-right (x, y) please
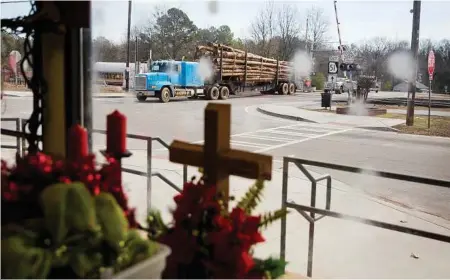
top-left (406, 0), bottom-right (421, 126)
top-left (125, 0), bottom-right (132, 92)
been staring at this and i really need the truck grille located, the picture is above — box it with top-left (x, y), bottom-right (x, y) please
top-left (135, 76), bottom-right (147, 90)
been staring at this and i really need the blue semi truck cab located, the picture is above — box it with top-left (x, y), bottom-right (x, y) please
top-left (134, 60), bottom-right (210, 103)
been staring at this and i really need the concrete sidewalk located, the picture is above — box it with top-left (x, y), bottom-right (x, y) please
top-left (114, 155), bottom-right (450, 278)
top-left (258, 104), bottom-right (405, 130)
top-left (2, 148), bottom-right (450, 278)
top-left (3, 90), bottom-right (134, 98)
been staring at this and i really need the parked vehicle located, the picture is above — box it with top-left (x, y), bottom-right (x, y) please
top-left (134, 43), bottom-right (297, 103)
top-left (324, 77), bottom-right (355, 94)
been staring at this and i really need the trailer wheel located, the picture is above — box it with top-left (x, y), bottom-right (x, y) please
top-left (288, 83), bottom-right (296, 95)
top-left (159, 87), bottom-right (171, 103)
top-left (280, 83), bottom-right (289, 95)
top-left (208, 86), bottom-right (220, 100)
top-left (219, 86), bottom-right (230, 100)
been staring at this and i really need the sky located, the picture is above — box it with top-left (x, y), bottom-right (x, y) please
top-left (2, 0), bottom-right (450, 48)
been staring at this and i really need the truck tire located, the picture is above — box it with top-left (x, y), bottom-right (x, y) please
top-left (288, 83), bottom-right (296, 95)
top-left (207, 86), bottom-right (220, 100)
top-left (219, 86), bottom-right (230, 100)
top-left (137, 95), bottom-right (147, 102)
top-left (159, 87), bottom-right (171, 103)
top-left (280, 83), bottom-right (289, 95)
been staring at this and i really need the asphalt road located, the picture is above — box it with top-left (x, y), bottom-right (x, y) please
top-left (2, 91), bottom-right (450, 221)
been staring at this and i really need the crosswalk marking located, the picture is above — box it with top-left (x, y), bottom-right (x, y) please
top-left (230, 140), bottom-right (270, 148)
top-left (155, 123), bottom-right (352, 153)
top-left (282, 126), bottom-right (335, 133)
top-left (236, 134), bottom-right (295, 142)
top-left (265, 130), bottom-right (318, 138)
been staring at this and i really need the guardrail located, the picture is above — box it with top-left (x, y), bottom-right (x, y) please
top-left (280, 156), bottom-right (450, 278)
top-left (1, 118), bottom-right (185, 216)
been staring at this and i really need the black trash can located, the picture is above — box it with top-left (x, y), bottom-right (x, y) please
top-left (321, 92), bottom-right (331, 108)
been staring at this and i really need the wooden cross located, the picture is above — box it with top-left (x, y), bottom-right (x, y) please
top-left (169, 103), bottom-right (272, 209)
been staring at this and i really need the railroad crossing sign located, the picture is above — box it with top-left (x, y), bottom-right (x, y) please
top-left (328, 61), bottom-right (338, 74)
top-left (428, 50), bottom-right (435, 80)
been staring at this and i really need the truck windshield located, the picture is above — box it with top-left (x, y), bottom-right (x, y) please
top-left (151, 62), bottom-right (176, 73)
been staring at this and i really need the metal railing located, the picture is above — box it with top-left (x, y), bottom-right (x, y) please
top-left (1, 118), bottom-right (186, 216)
top-left (92, 129), bottom-right (186, 214)
top-left (1, 117), bottom-right (26, 156)
top-left (280, 156), bottom-right (450, 278)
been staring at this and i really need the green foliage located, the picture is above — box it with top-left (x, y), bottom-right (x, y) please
top-left (95, 192), bottom-right (128, 251)
top-left (259, 209), bottom-right (289, 229)
top-left (146, 209), bottom-right (168, 240)
top-left (1, 182), bottom-right (157, 279)
top-left (153, 8), bottom-right (198, 60)
top-left (382, 80), bottom-right (392, 91)
top-left (252, 257), bottom-right (288, 279)
top-left (311, 72), bottom-right (326, 90)
top-left (236, 179), bottom-right (265, 214)
top-left (357, 76), bottom-right (375, 89)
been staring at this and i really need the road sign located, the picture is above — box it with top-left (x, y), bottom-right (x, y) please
top-left (328, 62), bottom-right (338, 74)
top-left (329, 55), bottom-right (339, 62)
top-left (8, 50), bottom-right (21, 74)
top-left (428, 50), bottom-right (435, 80)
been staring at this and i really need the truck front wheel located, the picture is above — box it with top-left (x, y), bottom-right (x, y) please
top-left (219, 86), bottom-right (230, 100)
top-left (159, 87), bottom-right (171, 103)
top-left (137, 95), bottom-right (147, 102)
top-left (207, 86), bottom-right (220, 100)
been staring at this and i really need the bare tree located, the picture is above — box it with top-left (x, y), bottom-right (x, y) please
top-left (250, 1), bottom-right (276, 57)
top-left (306, 6), bottom-right (329, 52)
top-left (276, 4), bottom-right (302, 60)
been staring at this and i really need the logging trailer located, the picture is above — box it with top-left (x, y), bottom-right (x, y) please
top-left (134, 43), bottom-right (297, 103)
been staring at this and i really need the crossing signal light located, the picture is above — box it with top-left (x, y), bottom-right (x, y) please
top-left (339, 63), bottom-right (359, 71)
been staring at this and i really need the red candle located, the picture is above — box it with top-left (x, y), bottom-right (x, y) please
top-left (68, 124), bottom-right (88, 161)
top-left (107, 110), bottom-right (127, 154)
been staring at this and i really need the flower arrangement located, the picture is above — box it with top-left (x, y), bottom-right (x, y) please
top-left (146, 176), bottom-right (289, 279)
top-left (1, 151), bottom-right (157, 278)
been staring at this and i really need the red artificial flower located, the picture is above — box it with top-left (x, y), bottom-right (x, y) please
top-left (159, 227), bottom-right (198, 264)
top-left (230, 207), bottom-right (265, 250)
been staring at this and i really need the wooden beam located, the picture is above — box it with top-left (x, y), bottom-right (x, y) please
top-left (219, 149), bottom-right (272, 180)
top-left (169, 141), bottom-right (203, 167)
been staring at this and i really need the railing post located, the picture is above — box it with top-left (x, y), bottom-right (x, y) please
top-left (307, 181), bottom-right (317, 277)
top-left (326, 177), bottom-right (332, 210)
top-left (15, 118), bottom-right (22, 156)
top-left (146, 138), bottom-right (152, 215)
top-left (183, 165), bottom-right (188, 185)
top-left (280, 157), bottom-right (289, 269)
top-left (21, 119), bottom-right (26, 156)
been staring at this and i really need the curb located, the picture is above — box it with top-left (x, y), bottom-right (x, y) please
top-left (256, 106), bottom-right (317, 123)
top-left (257, 106), bottom-right (403, 133)
top-left (358, 126), bottom-right (400, 132)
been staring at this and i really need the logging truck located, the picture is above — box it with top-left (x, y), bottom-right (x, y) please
top-left (134, 43), bottom-right (297, 103)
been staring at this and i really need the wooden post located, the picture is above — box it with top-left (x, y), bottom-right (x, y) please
top-left (244, 51), bottom-right (248, 86)
top-left (169, 103), bottom-right (272, 210)
top-left (260, 57), bottom-right (263, 81)
top-left (276, 59), bottom-right (279, 84)
top-left (219, 46), bottom-right (223, 81)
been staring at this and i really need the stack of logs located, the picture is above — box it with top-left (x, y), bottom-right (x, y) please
top-left (195, 42), bottom-right (293, 83)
